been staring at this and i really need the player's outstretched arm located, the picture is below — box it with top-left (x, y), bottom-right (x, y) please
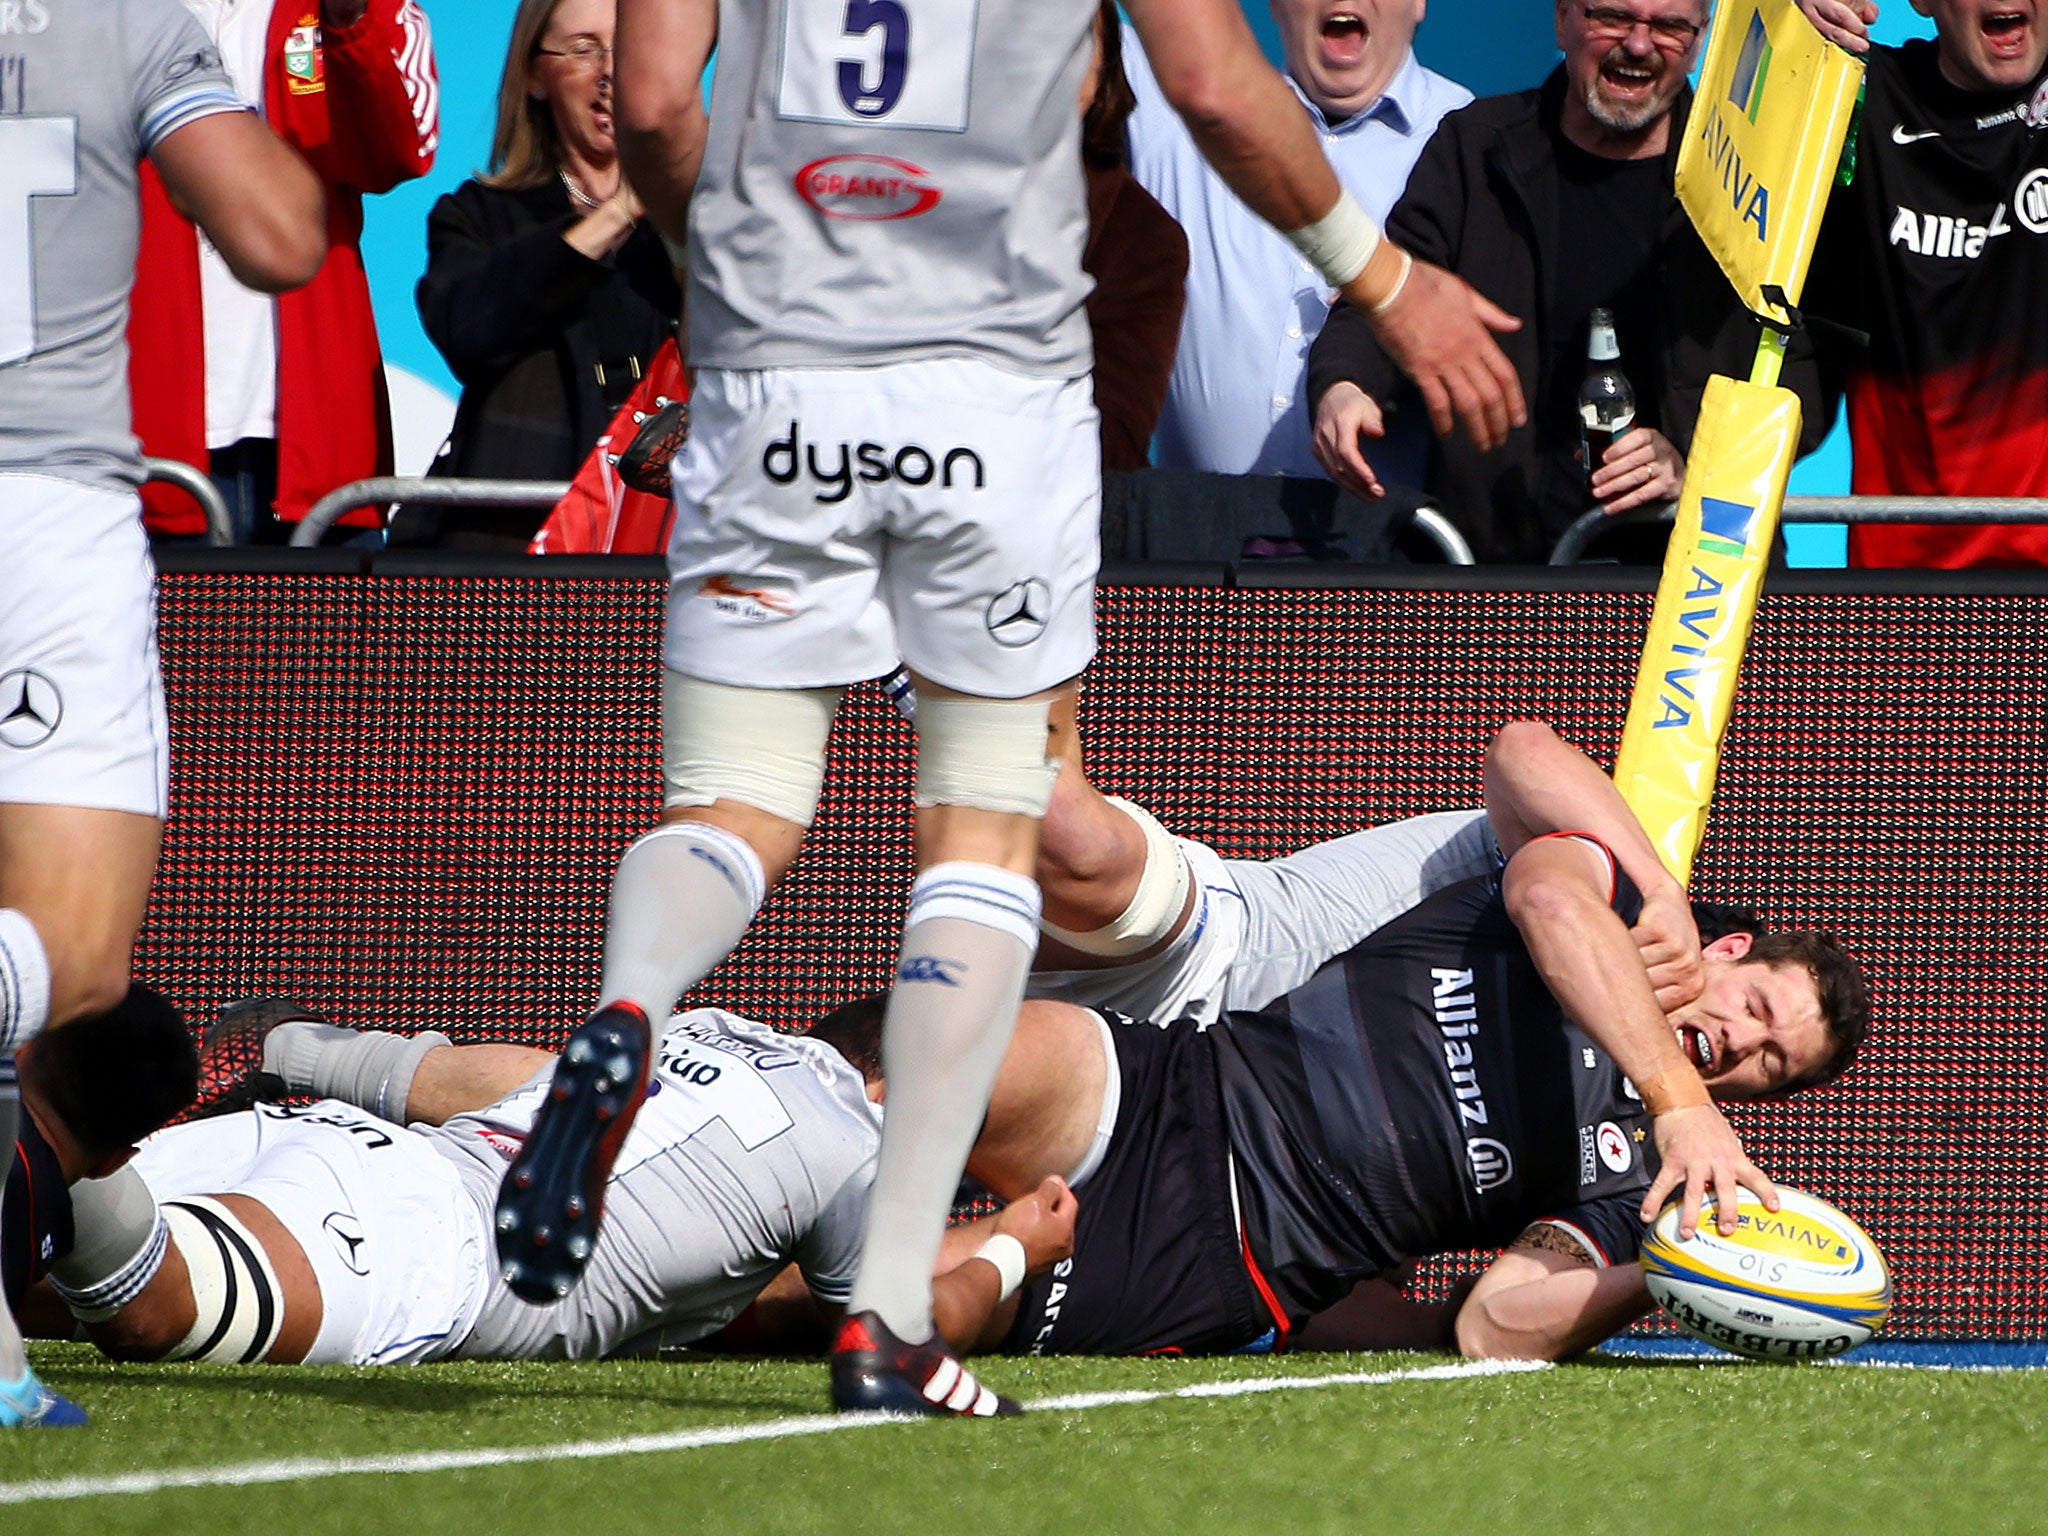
top-left (1121, 0), bottom-right (1524, 451)
top-left (150, 112), bottom-right (325, 293)
top-left (1502, 836), bottom-right (1775, 1239)
top-left (1453, 1233), bottom-right (1654, 1361)
top-left (614, 0), bottom-right (716, 257)
top-left (930, 1178), bottom-right (1077, 1354)
top-left (1485, 720), bottom-right (1704, 1012)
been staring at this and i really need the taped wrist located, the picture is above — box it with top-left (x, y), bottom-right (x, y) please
top-left (1284, 189), bottom-right (1382, 289)
top-left (49, 1164), bottom-right (169, 1322)
top-left (974, 1232), bottom-right (1029, 1302)
top-left (1040, 797), bottom-right (1191, 957)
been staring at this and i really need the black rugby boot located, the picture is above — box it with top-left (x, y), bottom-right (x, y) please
top-left (492, 1001), bottom-right (653, 1303)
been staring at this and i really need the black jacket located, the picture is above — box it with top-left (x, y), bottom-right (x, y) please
top-left (1306, 71), bottom-right (1830, 563)
top-left (401, 176), bottom-right (680, 548)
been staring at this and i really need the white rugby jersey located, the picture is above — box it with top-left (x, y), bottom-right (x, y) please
top-left (440, 1010), bottom-right (881, 1361)
top-left (686, 0), bottom-right (1097, 379)
top-left (0, 0), bottom-right (242, 490)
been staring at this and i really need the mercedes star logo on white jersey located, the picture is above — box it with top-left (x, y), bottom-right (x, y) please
top-left (986, 580), bottom-right (1050, 647)
top-left (0, 669), bottom-right (61, 749)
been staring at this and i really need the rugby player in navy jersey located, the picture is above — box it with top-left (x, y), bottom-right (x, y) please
top-left (801, 720), bottom-right (1862, 1362)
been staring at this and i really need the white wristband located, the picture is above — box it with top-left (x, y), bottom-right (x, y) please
top-left (974, 1233), bottom-right (1029, 1302)
top-left (1369, 247), bottom-right (1414, 316)
top-left (1283, 189), bottom-right (1382, 289)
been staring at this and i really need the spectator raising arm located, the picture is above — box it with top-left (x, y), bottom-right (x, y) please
top-left (1122, 0), bottom-right (1525, 451)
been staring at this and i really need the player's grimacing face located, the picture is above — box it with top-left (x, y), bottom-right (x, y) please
top-left (1673, 946), bottom-right (1830, 1101)
top-left (1913, 0), bottom-right (2048, 94)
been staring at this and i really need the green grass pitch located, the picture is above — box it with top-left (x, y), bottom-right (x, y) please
top-left (5, 1343), bottom-right (2044, 1535)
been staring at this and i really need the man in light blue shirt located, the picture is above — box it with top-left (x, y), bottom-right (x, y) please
top-left (1125, 1), bottom-right (1471, 478)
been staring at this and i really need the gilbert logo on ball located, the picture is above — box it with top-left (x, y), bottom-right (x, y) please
top-left (1640, 1185), bottom-right (1891, 1361)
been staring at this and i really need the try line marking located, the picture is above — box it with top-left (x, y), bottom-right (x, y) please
top-left (0, 1358), bottom-right (1547, 1506)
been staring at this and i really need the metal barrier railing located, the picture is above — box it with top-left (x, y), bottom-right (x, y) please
top-left (1550, 496), bottom-right (2048, 565)
top-left (292, 477), bottom-right (571, 548)
top-left (293, 475), bottom-right (1480, 564)
top-left (145, 457), bottom-right (234, 547)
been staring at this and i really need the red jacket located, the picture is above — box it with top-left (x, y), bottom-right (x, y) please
top-left (129, 0), bottom-right (437, 533)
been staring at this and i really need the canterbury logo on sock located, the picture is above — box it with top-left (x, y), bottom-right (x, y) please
top-left (897, 957), bottom-right (963, 986)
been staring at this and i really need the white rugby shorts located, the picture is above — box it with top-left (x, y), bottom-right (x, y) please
top-left (131, 1102), bottom-right (492, 1365)
top-left (663, 359), bottom-right (1100, 697)
top-left (0, 475), bottom-right (166, 817)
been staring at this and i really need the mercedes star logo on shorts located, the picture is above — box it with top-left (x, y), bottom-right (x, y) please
top-left (0, 669), bottom-right (61, 749)
top-left (986, 580), bottom-right (1050, 647)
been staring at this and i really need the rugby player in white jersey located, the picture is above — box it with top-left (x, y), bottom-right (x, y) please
top-left (32, 1009), bottom-right (1074, 1385)
top-left (494, 0), bottom-right (1528, 1420)
top-left (0, 0), bottom-right (323, 1426)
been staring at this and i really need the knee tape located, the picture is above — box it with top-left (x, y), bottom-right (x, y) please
top-left (661, 671), bottom-right (841, 827)
top-left (912, 695), bottom-right (1060, 817)
top-left (161, 1198), bottom-right (286, 1365)
top-left (1041, 796), bottom-right (1192, 956)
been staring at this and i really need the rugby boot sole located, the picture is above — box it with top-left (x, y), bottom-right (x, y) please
top-left (493, 1001), bottom-right (652, 1304)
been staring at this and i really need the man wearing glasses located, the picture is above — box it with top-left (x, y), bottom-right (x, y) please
top-left (1305, 0), bottom-right (1832, 563)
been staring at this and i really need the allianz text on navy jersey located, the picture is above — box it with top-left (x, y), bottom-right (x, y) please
top-left (1213, 870), bottom-right (1658, 1326)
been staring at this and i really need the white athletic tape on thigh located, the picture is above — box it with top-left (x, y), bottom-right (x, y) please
top-left (1040, 797), bottom-right (1191, 957)
top-left (661, 672), bottom-right (841, 826)
top-left (161, 1198), bottom-right (286, 1365)
top-left (912, 694), bottom-right (1059, 817)
top-left (49, 1163), bottom-right (170, 1321)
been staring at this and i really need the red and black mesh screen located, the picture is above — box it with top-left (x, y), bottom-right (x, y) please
top-left (140, 559), bottom-right (2048, 1338)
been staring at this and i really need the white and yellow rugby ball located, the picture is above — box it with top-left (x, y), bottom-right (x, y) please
top-left (1640, 1185), bottom-right (1891, 1361)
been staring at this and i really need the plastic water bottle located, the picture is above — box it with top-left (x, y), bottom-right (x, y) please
top-left (1579, 308), bottom-right (1635, 490)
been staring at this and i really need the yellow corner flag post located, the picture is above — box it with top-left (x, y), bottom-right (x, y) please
top-left (1610, 0), bottom-right (1862, 882)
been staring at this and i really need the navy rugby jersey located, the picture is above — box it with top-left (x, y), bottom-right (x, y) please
top-left (1808, 41), bottom-right (2048, 566)
top-left (3, 1115), bottom-right (73, 1312)
top-left (1212, 866), bottom-right (1657, 1327)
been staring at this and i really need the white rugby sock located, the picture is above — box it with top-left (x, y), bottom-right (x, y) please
top-left (265, 1023), bottom-right (452, 1123)
top-left (49, 1165), bottom-right (168, 1321)
top-left (599, 821), bottom-right (766, 1019)
top-left (0, 1069), bottom-right (26, 1380)
top-left (848, 862), bottom-right (1040, 1344)
top-left (0, 910), bottom-right (51, 1053)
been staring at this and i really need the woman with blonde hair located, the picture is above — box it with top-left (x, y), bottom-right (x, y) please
top-left (399, 0), bottom-right (679, 549)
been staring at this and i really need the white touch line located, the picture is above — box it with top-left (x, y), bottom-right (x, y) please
top-left (0, 1358), bottom-right (1549, 1506)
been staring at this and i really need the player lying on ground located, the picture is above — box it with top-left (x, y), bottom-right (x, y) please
top-left (25, 1007), bottom-right (1071, 1385)
top-left (139, 722), bottom-right (1862, 1364)
top-left (949, 720), bottom-right (1870, 1357)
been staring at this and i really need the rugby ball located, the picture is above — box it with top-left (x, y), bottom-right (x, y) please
top-left (1640, 1185), bottom-right (1891, 1361)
